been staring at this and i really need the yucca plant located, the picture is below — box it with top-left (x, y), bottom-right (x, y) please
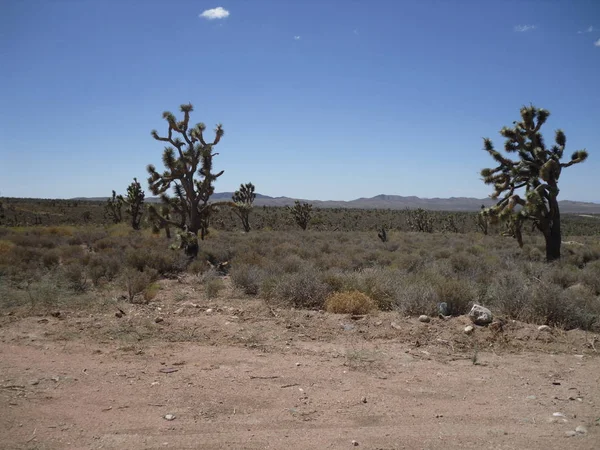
top-left (480, 105), bottom-right (588, 261)
top-left (231, 182), bottom-right (256, 232)
top-left (147, 103), bottom-right (225, 240)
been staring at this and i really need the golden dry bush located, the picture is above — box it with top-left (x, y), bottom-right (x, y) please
top-left (325, 290), bottom-right (377, 315)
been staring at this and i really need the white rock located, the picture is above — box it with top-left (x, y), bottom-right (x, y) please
top-left (351, 440), bottom-right (359, 446)
top-left (565, 430), bottom-right (577, 437)
top-left (164, 414), bottom-right (176, 421)
top-left (418, 315), bottom-right (430, 323)
top-left (575, 425), bottom-right (588, 434)
top-left (205, 308), bottom-right (213, 314)
top-left (464, 325), bottom-right (474, 335)
top-left (538, 325), bottom-right (552, 332)
top-left (468, 304), bottom-right (493, 325)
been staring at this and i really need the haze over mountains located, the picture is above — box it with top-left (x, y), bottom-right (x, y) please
top-left (72, 193), bottom-right (600, 214)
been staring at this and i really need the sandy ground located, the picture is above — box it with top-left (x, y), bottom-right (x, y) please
top-left (1, 278), bottom-right (599, 449)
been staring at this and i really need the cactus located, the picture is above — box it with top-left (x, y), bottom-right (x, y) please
top-left (288, 201), bottom-right (313, 230)
top-left (123, 178), bottom-right (145, 230)
top-left (406, 208), bottom-right (434, 233)
top-left (231, 182), bottom-right (256, 232)
top-left (377, 227), bottom-right (388, 242)
top-left (481, 105), bottom-right (588, 261)
top-left (147, 103), bottom-right (226, 241)
top-left (104, 190), bottom-right (123, 224)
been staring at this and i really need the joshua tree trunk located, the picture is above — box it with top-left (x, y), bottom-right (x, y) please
top-left (543, 194), bottom-right (561, 262)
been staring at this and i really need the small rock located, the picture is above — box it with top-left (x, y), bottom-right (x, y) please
top-left (154, 317), bottom-right (164, 323)
top-left (205, 308), bottom-right (213, 314)
top-left (174, 308), bottom-right (184, 315)
top-left (390, 321), bottom-right (402, 330)
top-left (575, 425), bottom-right (588, 434)
top-left (565, 430), bottom-right (578, 437)
top-left (164, 414), bottom-right (176, 421)
top-left (464, 325), bottom-right (474, 335)
top-left (295, 362), bottom-right (301, 367)
top-left (438, 302), bottom-right (449, 316)
top-left (538, 325), bottom-right (552, 332)
top-left (361, 397), bottom-right (367, 404)
top-left (51, 311), bottom-right (61, 318)
top-left (115, 312), bottom-right (123, 318)
top-left (351, 440), bottom-right (359, 446)
top-left (418, 315), bottom-right (430, 323)
top-left (526, 395), bottom-right (536, 400)
top-left (468, 304), bottom-right (493, 326)
top-left (30, 380), bottom-right (40, 386)
top-left (51, 376), bottom-right (60, 382)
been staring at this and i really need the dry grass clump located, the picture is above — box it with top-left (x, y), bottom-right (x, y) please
top-left (325, 290), bottom-right (377, 315)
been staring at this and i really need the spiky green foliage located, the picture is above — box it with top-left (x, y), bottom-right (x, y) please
top-left (406, 208), bottom-right (434, 233)
top-left (104, 190), bottom-right (123, 224)
top-left (475, 205), bottom-right (489, 235)
top-left (481, 105), bottom-right (588, 261)
top-left (123, 178), bottom-right (145, 230)
top-left (147, 103), bottom-right (226, 240)
top-left (288, 201), bottom-right (313, 230)
top-left (232, 182), bottom-right (256, 232)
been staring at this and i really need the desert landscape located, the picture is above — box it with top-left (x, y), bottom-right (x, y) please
top-left (3, 1), bottom-right (600, 449)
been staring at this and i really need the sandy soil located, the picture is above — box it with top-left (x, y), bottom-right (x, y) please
top-left (1, 278), bottom-right (599, 449)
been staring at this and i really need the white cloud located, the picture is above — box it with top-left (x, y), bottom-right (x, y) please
top-left (578, 25), bottom-right (594, 34)
top-left (200, 7), bottom-right (230, 20)
top-left (294, 35), bottom-right (301, 40)
top-left (595, 38), bottom-right (600, 47)
top-left (514, 24), bottom-right (536, 32)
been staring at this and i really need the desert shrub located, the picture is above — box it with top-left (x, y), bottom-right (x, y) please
top-left (122, 267), bottom-right (158, 303)
top-left (543, 263), bottom-right (579, 288)
top-left (340, 267), bottom-right (399, 311)
top-left (449, 252), bottom-right (480, 274)
top-left (325, 290), bottom-right (377, 315)
top-left (61, 262), bottom-right (88, 292)
top-left (143, 282), bottom-right (161, 302)
top-left (125, 247), bottom-right (182, 275)
top-left (394, 274), bottom-right (439, 315)
top-left (272, 269), bottom-right (331, 308)
top-left (527, 283), bottom-right (599, 330)
top-left (434, 277), bottom-right (476, 316)
top-left (231, 264), bottom-right (263, 295)
top-left (88, 254), bottom-right (122, 286)
top-left (485, 271), bottom-right (530, 319)
top-left (580, 260), bottom-right (600, 295)
top-left (41, 248), bottom-right (61, 269)
top-left (187, 258), bottom-right (211, 276)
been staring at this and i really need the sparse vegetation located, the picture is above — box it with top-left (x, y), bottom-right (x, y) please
top-left (288, 201), bottom-right (313, 230)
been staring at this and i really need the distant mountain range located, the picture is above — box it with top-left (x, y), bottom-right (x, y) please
top-left (72, 193), bottom-right (600, 214)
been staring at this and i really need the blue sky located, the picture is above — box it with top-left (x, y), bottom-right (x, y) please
top-left (1, 0), bottom-right (599, 201)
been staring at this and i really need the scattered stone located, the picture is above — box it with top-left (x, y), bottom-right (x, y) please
top-left (115, 312), bottom-right (123, 318)
top-left (342, 323), bottom-right (355, 331)
top-left (51, 376), bottom-right (60, 383)
top-left (418, 315), bottom-right (430, 323)
top-left (174, 308), bottom-right (184, 315)
top-left (464, 325), bottom-right (474, 335)
top-left (468, 304), bottom-right (493, 325)
top-left (538, 325), bottom-right (551, 332)
top-left (30, 380), bottom-right (40, 386)
top-left (489, 320), bottom-right (504, 332)
top-left (575, 425), bottom-right (588, 435)
top-left (351, 440), bottom-right (359, 446)
top-left (390, 322), bottom-right (402, 330)
top-left (374, 321), bottom-right (383, 326)
top-left (163, 414), bottom-right (176, 421)
top-left (50, 311), bottom-right (61, 318)
top-left (526, 395), bottom-right (536, 400)
top-left (295, 362), bottom-right (301, 367)
top-left (361, 397), bottom-right (367, 404)
top-left (154, 317), bottom-right (164, 323)
top-left (205, 308), bottom-right (214, 314)
top-left (565, 431), bottom-right (578, 437)
top-left (159, 368), bottom-right (179, 374)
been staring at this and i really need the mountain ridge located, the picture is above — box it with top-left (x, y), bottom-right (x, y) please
top-left (68, 193), bottom-right (600, 214)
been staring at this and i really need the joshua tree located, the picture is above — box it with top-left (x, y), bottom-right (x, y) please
top-left (377, 227), bottom-right (388, 242)
top-left (480, 105), bottom-right (588, 261)
top-left (231, 182), bottom-right (256, 232)
top-left (147, 103), bottom-right (225, 240)
top-left (475, 204), bottom-right (489, 235)
top-left (123, 178), bottom-right (145, 230)
top-left (406, 208), bottom-right (434, 233)
top-left (104, 191), bottom-right (123, 224)
top-left (288, 201), bottom-right (312, 230)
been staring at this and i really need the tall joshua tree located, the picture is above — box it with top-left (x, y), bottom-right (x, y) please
top-left (147, 103), bottom-right (224, 240)
top-left (231, 182), bottom-right (256, 232)
top-left (123, 178), bottom-right (145, 230)
top-left (480, 105), bottom-right (588, 262)
top-left (105, 191), bottom-right (123, 224)
top-left (288, 201), bottom-right (313, 230)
